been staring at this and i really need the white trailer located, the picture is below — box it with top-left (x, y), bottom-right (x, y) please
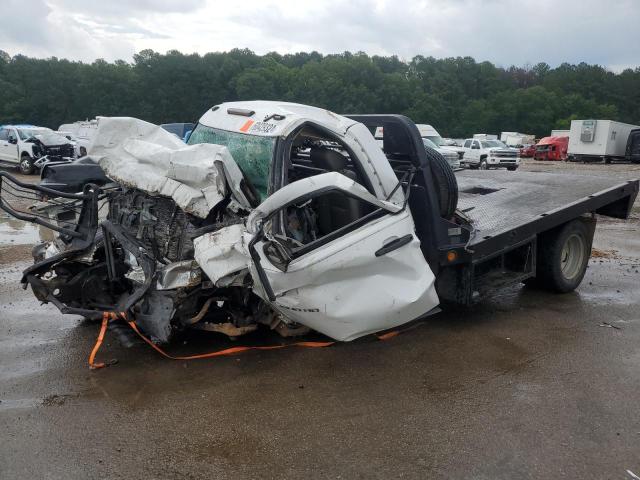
top-left (473, 133), bottom-right (498, 140)
top-left (567, 119), bottom-right (640, 163)
top-left (551, 129), bottom-right (569, 137)
top-left (500, 132), bottom-right (535, 146)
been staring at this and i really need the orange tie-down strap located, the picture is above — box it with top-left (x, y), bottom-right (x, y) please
top-left (89, 311), bottom-right (400, 370)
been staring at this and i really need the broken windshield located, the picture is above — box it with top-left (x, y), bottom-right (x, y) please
top-left (188, 124), bottom-right (274, 200)
top-left (17, 128), bottom-right (49, 140)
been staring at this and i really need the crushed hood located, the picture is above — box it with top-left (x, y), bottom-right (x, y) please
top-left (88, 117), bottom-right (254, 218)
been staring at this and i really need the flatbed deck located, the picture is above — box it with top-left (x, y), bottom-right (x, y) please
top-left (455, 169), bottom-right (639, 258)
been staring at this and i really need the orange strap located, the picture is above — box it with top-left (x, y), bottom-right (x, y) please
top-left (88, 312), bottom-right (116, 370)
top-left (88, 311), bottom-right (401, 369)
top-left (123, 313), bottom-right (335, 361)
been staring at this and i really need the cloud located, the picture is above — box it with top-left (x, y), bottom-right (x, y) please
top-left (1, 0), bottom-right (638, 70)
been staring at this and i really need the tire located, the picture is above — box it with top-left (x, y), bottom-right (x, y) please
top-left (79, 146), bottom-right (87, 157)
top-left (507, 166), bottom-right (517, 171)
top-left (19, 153), bottom-right (35, 175)
top-left (479, 159), bottom-right (488, 170)
top-left (424, 147), bottom-right (458, 218)
top-left (534, 219), bottom-right (592, 293)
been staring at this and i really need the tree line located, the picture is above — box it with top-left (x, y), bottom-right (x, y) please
top-left (0, 48), bottom-right (638, 138)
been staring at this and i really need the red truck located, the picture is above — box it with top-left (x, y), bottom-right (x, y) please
top-left (534, 136), bottom-right (569, 161)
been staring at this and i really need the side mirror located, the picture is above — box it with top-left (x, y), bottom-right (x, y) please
top-left (8, 137), bottom-right (17, 144)
top-left (263, 239), bottom-right (291, 272)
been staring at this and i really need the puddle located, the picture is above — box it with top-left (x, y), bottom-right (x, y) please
top-left (0, 212), bottom-right (54, 246)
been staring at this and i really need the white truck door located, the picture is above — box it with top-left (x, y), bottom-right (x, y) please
top-left (246, 172), bottom-right (439, 341)
top-left (471, 139), bottom-right (482, 163)
top-left (0, 128), bottom-right (15, 162)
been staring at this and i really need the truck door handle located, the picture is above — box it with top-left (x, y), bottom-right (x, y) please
top-left (375, 234), bottom-right (413, 257)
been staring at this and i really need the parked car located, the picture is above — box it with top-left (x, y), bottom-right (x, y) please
top-left (0, 125), bottom-right (75, 174)
top-left (461, 138), bottom-right (520, 170)
top-left (375, 127), bottom-right (461, 168)
top-left (534, 136), bottom-right (569, 161)
top-left (520, 144), bottom-right (536, 157)
top-left (0, 103), bottom-right (637, 351)
top-left (415, 124), bottom-right (465, 160)
top-left (423, 137), bottom-right (460, 169)
top-left (160, 122), bottom-right (195, 142)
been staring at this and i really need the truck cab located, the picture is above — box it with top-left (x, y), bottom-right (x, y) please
top-left (461, 137), bottom-right (520, 170)
top-left (534, 136), bottom-right (569, 161)
top-left (0, 101), bottom-right (637, 345)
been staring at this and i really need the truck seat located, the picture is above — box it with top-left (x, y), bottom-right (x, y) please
top-left (309, 147), bottom-right (365, 234)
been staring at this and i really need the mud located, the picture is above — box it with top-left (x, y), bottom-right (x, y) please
top-left (1, 164), bottom-right (640, 479)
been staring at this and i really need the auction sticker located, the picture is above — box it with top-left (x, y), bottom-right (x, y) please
top-left (249, 122), bottom-right (277, 133)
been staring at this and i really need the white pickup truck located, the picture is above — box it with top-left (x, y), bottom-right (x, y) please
top-left (0, 102), bottom-right (637, 346)
top-left (0, 125), bottom-right (76, 174)
top-left (461, 138), bottom-right (520, 170)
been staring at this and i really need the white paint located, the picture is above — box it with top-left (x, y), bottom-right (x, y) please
top-left (89, 117), bottom-right (252, 217)
top-left (193, 223), bottom-right (250, 286)
top-left (246, 171), bottom-right (401, 234)
top-left (245, 171), bottom-right (439, 341)
top-left (251, 208), bottom-right (438, 341)
top-left (197, 101), bottom-right (404, 204)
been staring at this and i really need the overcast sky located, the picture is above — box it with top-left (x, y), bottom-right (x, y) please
top-left (2, 0), bottom-right (639, 70)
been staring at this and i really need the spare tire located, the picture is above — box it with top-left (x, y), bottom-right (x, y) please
top-left (424, 147), bottom-right (458, 218)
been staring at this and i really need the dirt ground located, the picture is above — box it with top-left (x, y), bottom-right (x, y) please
top-left (1, 162), bottom-right (639, 479)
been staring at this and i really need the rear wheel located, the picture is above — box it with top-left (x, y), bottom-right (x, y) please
top-left (424, 147), bottom-right (458, 218)
top-left (19, 153), bottom-right (35, 175)
top-left (533, 219), bottom-right (592, 293)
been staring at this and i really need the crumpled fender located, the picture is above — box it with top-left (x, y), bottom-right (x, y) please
top-left (89, 117), bottom-right (253, 217)
top-left (193, 223), bottom-right (250, 286)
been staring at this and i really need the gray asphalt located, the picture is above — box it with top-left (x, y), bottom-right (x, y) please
top-left (1, 163), bottom-right (639, 479)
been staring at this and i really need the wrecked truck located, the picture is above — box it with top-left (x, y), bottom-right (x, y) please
top-left (0, 101), bottom-right (638, 345)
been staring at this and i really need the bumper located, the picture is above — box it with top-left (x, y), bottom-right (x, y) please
top-left (488, 157), bottom-right (520, 168)
top-left (34, 155), bottom-right (75, 169)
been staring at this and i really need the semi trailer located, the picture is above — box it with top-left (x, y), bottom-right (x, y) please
top-left (567, 119), bottom-right (640, 163)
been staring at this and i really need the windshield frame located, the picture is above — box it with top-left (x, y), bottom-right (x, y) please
top-left (17, 128), bottom-right (49, 140)
top-left (188, 123), bottom-right (277, 200)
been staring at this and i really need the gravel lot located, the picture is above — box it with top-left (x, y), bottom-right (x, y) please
top-left (1, 161), bottom-right (639, 479)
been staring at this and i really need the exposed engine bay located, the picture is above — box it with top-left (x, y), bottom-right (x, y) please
top-left (32, 186), bottom-right (280, 343)
top-left (27, 131), bottom-right (76, 165)
top-left (13, 118), bottom-right (292, 343)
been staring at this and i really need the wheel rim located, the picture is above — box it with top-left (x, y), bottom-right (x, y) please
top-left (20, 159), bottom-right (31, 172)
top-left (560, 233), bottom-right (586, 280)
top-left (480, 162), bottom-right (487, 170)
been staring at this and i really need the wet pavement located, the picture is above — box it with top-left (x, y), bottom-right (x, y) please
top-left (1, 164), bottom-right (640, 479)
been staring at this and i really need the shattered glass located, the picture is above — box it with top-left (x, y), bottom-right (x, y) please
top-left (188, 125), bottom-right (274, 200)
